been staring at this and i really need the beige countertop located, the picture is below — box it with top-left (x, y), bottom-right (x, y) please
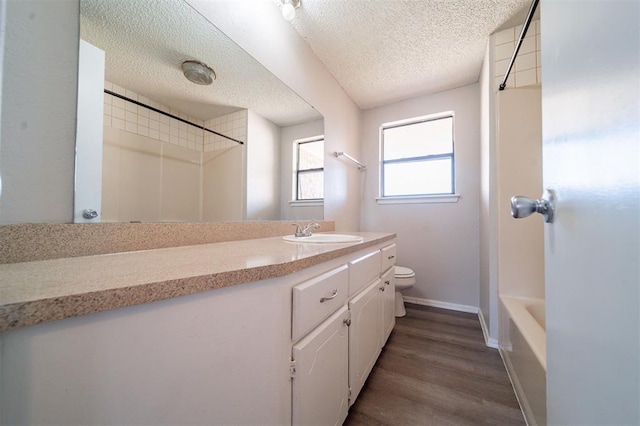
top-left (0, 232), bottom-right (395, 332)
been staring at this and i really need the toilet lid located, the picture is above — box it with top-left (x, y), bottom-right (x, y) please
top-left (395, 266), bottom-right (415, 278)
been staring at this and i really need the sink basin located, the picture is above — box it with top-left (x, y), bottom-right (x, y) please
top-left (283, 233), bottom-right (364, 244)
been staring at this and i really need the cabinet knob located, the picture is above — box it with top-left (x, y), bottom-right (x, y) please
top-left (388, 255), bottom-right (395, 260)
top-left (343, 318), bottom-right (351, 326)
top-left (385, 280), bottom-right (390, 285)
top-left (379, 286), bottom-right (385, 292)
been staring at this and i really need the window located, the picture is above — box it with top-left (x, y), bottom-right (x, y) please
top-left (295, 137), bottom-right (324, 201)
top-left (380, 112), bottom-right (455, 200)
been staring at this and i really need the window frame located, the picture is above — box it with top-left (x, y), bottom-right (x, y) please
top-left (293, 136), bottom-right (324, 202)
top-left (378, 112), bottom-right (459, 204)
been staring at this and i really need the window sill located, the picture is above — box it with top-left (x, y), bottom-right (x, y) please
top-left (376, 194), bottom-right (460, 205)
top-left (289, 200), bottom-right (324, 207)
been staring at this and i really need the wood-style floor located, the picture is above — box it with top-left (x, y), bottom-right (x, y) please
top-left (345, 304), bottom-right (525, 426)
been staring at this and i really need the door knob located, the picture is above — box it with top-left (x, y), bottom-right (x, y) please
top-left (82, 209), bottom-right (99, 220)
top-left (510, 189), bottom-right (556, 223)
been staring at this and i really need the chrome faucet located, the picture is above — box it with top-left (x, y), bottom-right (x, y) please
top-left (292, 221), bottom-right (321, 237)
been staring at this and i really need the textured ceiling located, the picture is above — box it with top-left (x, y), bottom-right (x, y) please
top-left (80, 0), bottom-right (320, 125)
top-left (289, 0), bottom-right (532, 109)
top-left (81, 0), bottom-right (533, 124)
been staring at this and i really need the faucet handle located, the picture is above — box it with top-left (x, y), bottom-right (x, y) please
top-left (291, 223), bottom-right (304, 237)
top-left (302, 221), bottom-right (320, 235)
top-left (307, 221), bottom-right (320, 230)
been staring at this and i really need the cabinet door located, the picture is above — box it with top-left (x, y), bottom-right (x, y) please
top-left (292, 305), bottom-right (349, 426)
top-left (348, 279), bottom-right (382, 404)
top-left (381, 267), bottom-right (396, 345)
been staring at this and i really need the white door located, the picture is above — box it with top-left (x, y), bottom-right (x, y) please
top-left (74, 40), bottom-right (105, 223)
top-left (292, 305), bottom-right (349, 426)
top-left (541, 1), bottom-right (639, 424)
top-left (348, 279), bottom-right (382, 404)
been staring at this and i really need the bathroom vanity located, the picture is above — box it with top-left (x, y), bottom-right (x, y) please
top-left (0, 231), bottom-right (395, 425)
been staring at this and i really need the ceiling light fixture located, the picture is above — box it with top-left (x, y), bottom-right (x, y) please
top-left (281, 0), bottom-right (300, 21)
top-left (181, 60), bottom-right (216, 85)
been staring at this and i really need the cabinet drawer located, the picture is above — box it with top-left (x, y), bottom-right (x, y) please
top-left (292, 265), bottom-right (349, 341)
top-left (381, 244), bottom-right (397, 273)
top-left (349, 250), bottom-right (382, 296)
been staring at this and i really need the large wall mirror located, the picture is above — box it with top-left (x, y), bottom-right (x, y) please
top-left (78, 0), bottom-right (324, 223)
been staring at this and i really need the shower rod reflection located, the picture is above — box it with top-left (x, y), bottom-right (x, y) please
top-left (104, 89), bottom-right (244, 145)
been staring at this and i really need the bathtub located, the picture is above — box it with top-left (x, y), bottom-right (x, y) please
top-left (500, 296), bottom-right (546, 426)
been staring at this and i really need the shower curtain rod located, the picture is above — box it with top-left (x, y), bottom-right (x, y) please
top-left (104, 89), bottom-right (244, 145)
top-left (498, 0), bottom-right (539, 91)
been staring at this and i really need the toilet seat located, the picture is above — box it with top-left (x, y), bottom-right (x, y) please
top-left (394, 266), bottom-right (416, 292)
top-left (395, 266), bottom-right (415, 279)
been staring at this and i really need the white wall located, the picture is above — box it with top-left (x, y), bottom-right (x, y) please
top-left (246, 110), bottom-right (281, 220)
top-left (187, 0), bottom-right (362, 231)
top-left (202, 147), bottom-right (244, 221)
top-left (280, 119), bottom-right (325, 221)
top-left (102, 127), bottom-right (203, 223)
top-left (0, 0), bottom-right (5, 206)
top-left (361, 84), bottom-right (481, 308)
top-left (496, 87), bottom-right (543, 299)
top-left (0, 0), bottom-right (79, 223)
top-left (481, 20), bottom-right (544, 344)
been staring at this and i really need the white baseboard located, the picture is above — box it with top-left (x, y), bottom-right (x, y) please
top-left (478, 309), bottom-right (500, 349)
top-left (402, 296), bottom-right (478, 314)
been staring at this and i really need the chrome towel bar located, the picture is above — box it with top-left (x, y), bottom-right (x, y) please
top-left (334, 151), bottom-right (366, 170)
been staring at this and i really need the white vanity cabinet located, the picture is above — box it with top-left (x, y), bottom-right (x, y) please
top-left (290, 243), bottom-right (398, 421)
top-left (2, 236), bottom-right (397, 426)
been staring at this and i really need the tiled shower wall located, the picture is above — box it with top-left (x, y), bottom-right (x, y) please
top-left (493, 20), bottom-right (541, 90)
top-left (204, 113), bottom-right (247, 152)
top-left (100, 81), bottom-right (247, 222)
top-left (102, 81), bottom-right (247, 151)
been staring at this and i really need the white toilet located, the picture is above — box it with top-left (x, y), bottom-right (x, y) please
top-left (394, 266), bottom-right (416, 317)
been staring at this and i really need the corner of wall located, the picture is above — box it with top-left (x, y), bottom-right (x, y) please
top-left (186, 0), bottom-right (363, 231)
top-left (1, 0), bottom-right (80, 224)
top-left (479, 33), bottom-right (500, 343)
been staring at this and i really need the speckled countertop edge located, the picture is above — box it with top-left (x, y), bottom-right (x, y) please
top-left (0, 232), bottom-right (395, 332)
top-left (0, 221), bottom-right (336, 264)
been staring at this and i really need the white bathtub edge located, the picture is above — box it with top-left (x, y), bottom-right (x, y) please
top-left (499, 346), bottom-right (536, 426)
top-left (500, 296), bottom-right (547, 371)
